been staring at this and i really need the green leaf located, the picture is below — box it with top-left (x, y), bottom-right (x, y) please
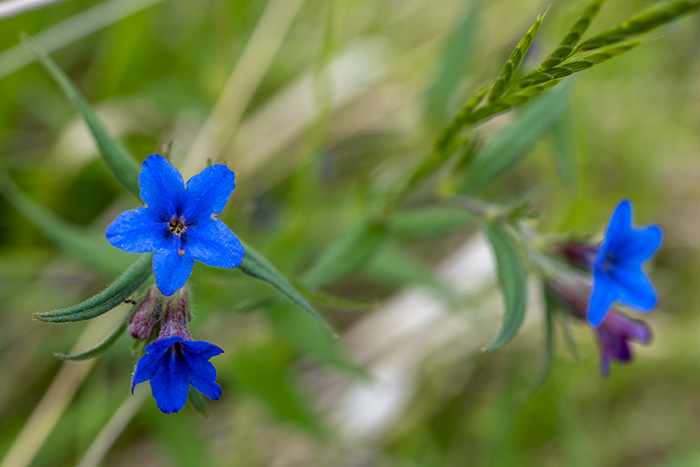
top-left (540, 0), bottom-right (606, 70)
top-left (303, 219), bottom-right (388, 285)
top-left (576, 0), bottom-right (700, 52)
top-left (520, 284), bottom-right (556, 396)
top-left (424, 0), bottom-right (482, 126)
top-left (239, 240), bottom-right (335, 336)
top-left (390, 206), bottom-right (476, 239)
top-left (265, 303), bottom-right (364, 376)
top-left (0, 175), bottom-right (133, 275)
top-left (551, 103), bottom-right (576, 188)
top-left (230, 337), bottom-right (320, 430)
top-left (294, 282), bottom-right (377, 310)
top-left (483, 222), bottom-right (527, 351)
top-left (35, 254), bottom-right (152, 323)
top-left (187, 387), bottom-right (211, 419)
top-left (22, 34), bottom-right (141, 198)
top-left (54, 314), bottom-right (128, 360)
top-left (488, 8), bottom-right (547, 102)
top-left (460, 83), bottom-right (571, 193)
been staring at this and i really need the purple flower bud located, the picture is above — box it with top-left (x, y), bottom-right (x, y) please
top-left (595, 310), bottom-right (651, 378)
top-left (554, 242), bottom-right (600, 271)
top-left (128, 288), bottom-right (162, 340)
top-left (159, 289), bottom-right (192, 340)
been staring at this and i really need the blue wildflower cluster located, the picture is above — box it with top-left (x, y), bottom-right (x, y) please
top-left (107, 155), bottom-right (242, 413)
top-left (551, 200), bottom-right (662, 376)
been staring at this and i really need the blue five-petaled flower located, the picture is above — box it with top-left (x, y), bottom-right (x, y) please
top-left (106, 154), bottom-right (245, 295)
top-left (587, 199), bottom-right (663, 327)
top-left (132, 336), bottom-right (223, 414)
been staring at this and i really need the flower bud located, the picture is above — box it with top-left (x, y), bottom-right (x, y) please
top-left (159, 288), bottom-right (192, 340)
top-left (128, 288), bottom-right (162, 340)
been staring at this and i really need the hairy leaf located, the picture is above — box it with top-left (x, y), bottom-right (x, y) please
top-left (35, 254), bottom-right (152, 323)
top-left (240, 240), bottom-right (335, 336)
top-left (54, 315), bottom-right (128, 360)
top-left (483, 222), bottom-right (528, 351)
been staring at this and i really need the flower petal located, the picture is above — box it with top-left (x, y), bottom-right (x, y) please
top-left (182, 164), bottom-right (236, 221)
top-left (611, 266), bottom-right (658, 311)
top-left (601, 199), bottom-right (632, 252)
top-left (106, 207), bottom-right (165, 253)
top-left (183, 340), bottom-right (224, 360)
top-left (139, 154), bottom-right (185, 216)
top-left (617, 224), bottom-right (663, 266)
top-left (149, 346), bottom-right (190, 413)
top-left (152, 240), bottom-right (195, 296)
top-left (186, 219), bottom-right (245, 269)
top-left (588, 272), bottom-right (618, 327)
top-left (131, 337), bottom-right (183, 393)
top-left (189, 371), bottom-right (222, 401)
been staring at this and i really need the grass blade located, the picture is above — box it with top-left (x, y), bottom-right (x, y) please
top-left (22, 34), bottom-right (141, 198)
top-left (35, 254), bottom-right (152, 323)
top-left (0, 175), bottom-right (132, 274)
top-left (483, 222), bottom-right (528, 351)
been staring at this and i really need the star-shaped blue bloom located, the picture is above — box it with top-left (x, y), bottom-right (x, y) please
top-left (106, 154), bottom-right (245, 295)
top-left (132, 336), bottom-right (223, 414)
top-left (587, 200), bottom-right (663, 327)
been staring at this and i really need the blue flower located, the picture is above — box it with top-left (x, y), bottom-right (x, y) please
top-left (595, 310), bottom-right (651, 377)
top-left (587, 200), bottom-right (663, 327)
top-left (131, 336), bottom-right (223, 414)
top-left (106, 154), bottom-right (245, 295)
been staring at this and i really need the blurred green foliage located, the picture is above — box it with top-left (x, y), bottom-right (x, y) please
top-left (0, 0), bottom-right (699, 466)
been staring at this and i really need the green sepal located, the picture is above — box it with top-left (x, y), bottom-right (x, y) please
top-left (22, 34), bottom-right (141, 198)
top-left (34, 254), bottom-right (152, 323)
top-left (54, 314), bottom-right (129, 360)
top-left (482, 221), bottom-right (528, 351)
top-left (239, 240), bottom-right (335, 336)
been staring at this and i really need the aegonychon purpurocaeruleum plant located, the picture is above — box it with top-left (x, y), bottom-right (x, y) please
top-left (2, 0), bottom-right (695, 419)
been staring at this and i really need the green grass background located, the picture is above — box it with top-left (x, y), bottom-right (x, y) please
top-left (0, 0), bottom-right (699, 465)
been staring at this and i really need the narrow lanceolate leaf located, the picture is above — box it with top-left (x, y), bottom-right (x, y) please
top-left (295, 282), bottom-right (377, 310)
top-left (54, 315), bottom-right (128, 360)
top-left (540, 0), bottom-right (606, 70)
top-left (239, 240), bottom-right (335, 336)
top-left (424, 0), bottom-right (482, 126)
top-left (521, 284), bottom-right (556, 396)
top-left (303, 219), bottom-right (388, 285)
top-left (22, 34), bottom-right (141, 197)
top-left (577, 0), bottom-right (700, 52)
top-left (35, 254), bottom-right (152, 323)
top-left (488, 8), bottom-right (548, 102)
top-left (517, 40), bottom-right (643, 88)
top-left (461, 83), bottom-right (571, 194)
top-left (0, 175), bottom-right (132, 274)
top-left (483, 222), bottom-right (527, 351)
